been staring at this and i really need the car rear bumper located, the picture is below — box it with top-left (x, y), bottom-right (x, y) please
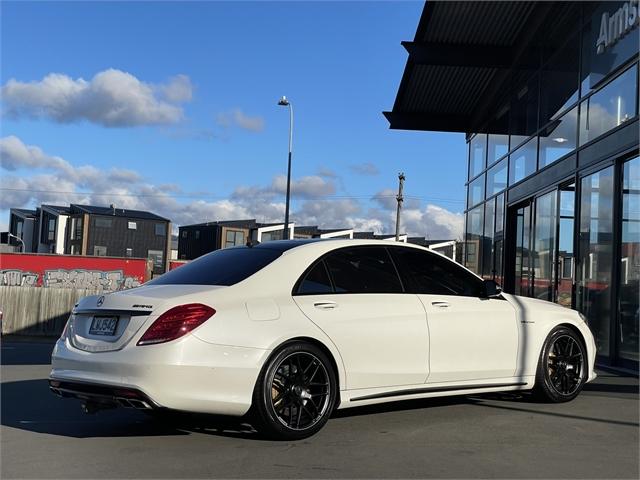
top-left (50, 335), bottom-right (270, 416)
top-left (49, 379), bottom-right (159, 410)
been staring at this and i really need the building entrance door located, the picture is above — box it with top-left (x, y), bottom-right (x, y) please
top-left (505, 183), bottom-right (575, 306)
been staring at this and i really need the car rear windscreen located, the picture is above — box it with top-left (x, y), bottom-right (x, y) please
top-left (148, 248), bottom-right (282, 286)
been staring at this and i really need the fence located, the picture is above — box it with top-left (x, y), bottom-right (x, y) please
top-left (0, 286), bottom-right (100, 336)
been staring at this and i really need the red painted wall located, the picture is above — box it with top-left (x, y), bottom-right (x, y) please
top-left (168, 260), bottom-right (190, 271)
top-left (0, 253), bottom-right (151, 290)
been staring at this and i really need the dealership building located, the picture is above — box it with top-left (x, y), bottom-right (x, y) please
top-left (386, 1), bottom-right (639, 371)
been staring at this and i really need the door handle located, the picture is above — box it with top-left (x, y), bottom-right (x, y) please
top-left (313, 301), bottom-right (337, 310)
top-left (431, 301), bottom-right (450, 308)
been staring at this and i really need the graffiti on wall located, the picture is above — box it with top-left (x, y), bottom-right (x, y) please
top-left (0, 268), bottom-right (141, 291)
top-left (0, 270), bottom-right (39, 287)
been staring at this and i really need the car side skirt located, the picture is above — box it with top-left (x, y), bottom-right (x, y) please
top-left (337, 377), bottom-right (535, 409)
top-left (349, 381), bottom-right (528, 402)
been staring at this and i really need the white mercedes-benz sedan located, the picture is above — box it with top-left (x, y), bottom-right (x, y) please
top-left (50, 239), bottom-right (596, 439)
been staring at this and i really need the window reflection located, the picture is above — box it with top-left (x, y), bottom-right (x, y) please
top-left (465, 206), bottom-right (484, 274)
top-left (469, 134), bottom-right (487, 179)
top-left (482, 200), bottom-right (495, 279)
top-left (580, 65), bottom-right (638, 146)
top-left (509, 137), bottom-right (537, 185)
top-left (468, 175), bottom-right (485, 208)
top-left (539, 106), bottom-right (578, 167)
top-left (488, 134), bottom-right (509, 165)
top-left (533, 191), bottom-right (557, 302)
top-left (557, 185), bottom-right (575, 308)
top-left (515, 203), bottom-right (532, 296)
top-left (619, 156), bottom-right (640, 363)
top-left (494, 194), bottom-right (505, 286)
top-left (577, 166), bottom-right (615, 357)
top-left (486, 159), bottom-right (507, 196)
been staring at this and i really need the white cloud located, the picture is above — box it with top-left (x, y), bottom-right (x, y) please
top-left (271, 175), bottom-right (336, 198)
top-left (372, 188), bottom-right (397, 210)
top-left (316, 167), bottom-right (338, 179)
top-left (216, 109), bottom-right (264, 132)
top-left (350, 162), bottom-right (379, 176)
top-left (0, 136), bottom-right (464, 239)
top-left (403, 204), bottom-right (464, 240)
top-left (1, 69), bottom-right (192, 127)
top-left (159, 74), bottom-right (193, 103)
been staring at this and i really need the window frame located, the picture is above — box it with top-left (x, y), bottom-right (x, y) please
top-left (147, 249), bottom-right (164, 268)
top-left (155, 223), bottom-right (166, 236)
top-left (94, 217), bottom-right (113, 228)
top-left (293, 259), bottom-right (335, 295)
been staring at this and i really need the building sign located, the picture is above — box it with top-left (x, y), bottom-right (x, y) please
top-left (596, 0), bottom-right (639, 54)
top-left (589, 1), bottom-right (640, 89)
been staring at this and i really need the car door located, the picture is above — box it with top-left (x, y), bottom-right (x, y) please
top-left (293, 246), bottom-right (429, 390)
top-left (390, 247), bottom-right (518, 384)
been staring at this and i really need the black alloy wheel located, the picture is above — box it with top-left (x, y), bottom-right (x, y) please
top-left (253, 342), bottom-right (337, 440)
top-left (534, 327), bottom-right (587, 402)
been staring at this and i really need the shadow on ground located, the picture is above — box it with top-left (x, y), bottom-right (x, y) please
top-left (0, 340), bottom-right (55, 366)
top-left (1, 377), bottom-right (473, 441)
top-left (2, 372), bottom-right (638, 441)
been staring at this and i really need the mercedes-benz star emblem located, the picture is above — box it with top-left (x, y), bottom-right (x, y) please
top-left (97, 296), bottom-right (105, 307)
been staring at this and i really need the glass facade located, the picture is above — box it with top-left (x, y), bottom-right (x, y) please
top-left (577, 167), bottom-right (615, 357)
top-left (532, 191), bottom-right (557, 302)
top-left (486, 159), bottom-right (507, 197)
top-left (557, 185), bottom-right (575, 308)
top-left (619, 156), bottom-right (639, 362)
top-left (579, 65), bottom-right (638, 146)
top-left (509, 138), bottom-right (537, 185)
top-left (463, 2), bottom-right (639, 369)
top-left (539, 107), bottom-right (578, 168)
top-left (469, 134), bottom-right (487, 179)
top-left (467, 175), bottom-right (485, 208)
top-left (487, 134), bottom-right (509, 166)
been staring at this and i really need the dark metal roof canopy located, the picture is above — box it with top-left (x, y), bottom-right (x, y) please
top-left (384, 1), bottom-right (557, 134)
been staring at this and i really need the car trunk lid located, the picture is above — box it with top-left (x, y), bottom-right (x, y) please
top-left (68, 284), bottom-right (225, 352)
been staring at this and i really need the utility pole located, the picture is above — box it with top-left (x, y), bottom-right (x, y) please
top-left (395, 172), bottom-right (405, 241)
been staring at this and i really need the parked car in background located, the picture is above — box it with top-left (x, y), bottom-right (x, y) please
top-left (50, 239), bottom-right (596, 439)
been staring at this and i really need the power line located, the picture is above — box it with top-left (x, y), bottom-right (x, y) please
top-left (0, 187), bottom-right (465, 204)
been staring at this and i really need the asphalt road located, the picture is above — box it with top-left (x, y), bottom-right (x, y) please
top-left (1, 339), bottom-right (638, 479)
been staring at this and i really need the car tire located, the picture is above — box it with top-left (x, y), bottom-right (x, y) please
top-left (533, 326), bottom-right (587, 403)
top-left (252, 342), bottom-right (337, 440)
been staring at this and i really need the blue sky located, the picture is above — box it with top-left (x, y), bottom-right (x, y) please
top-left (0, 0), bottom-right (467, 238)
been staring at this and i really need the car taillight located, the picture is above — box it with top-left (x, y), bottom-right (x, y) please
top-left (137, 303), bottom-right (215, 346)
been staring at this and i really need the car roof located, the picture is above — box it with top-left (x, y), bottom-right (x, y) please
top-left (258, 238), bottom-right (438, 255)
top-left (265, 238), bottom-right (483, 281)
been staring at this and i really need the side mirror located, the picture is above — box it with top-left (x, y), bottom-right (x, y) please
top-left (483, 279), bottom-right (502, 298)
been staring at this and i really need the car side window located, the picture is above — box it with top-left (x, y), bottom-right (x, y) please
top-left (297, 261), bottom-right (333, 295)
top-left (324, 247), bottom-right (403, 294)
top-left (390, 247), bottom-right (484, 297)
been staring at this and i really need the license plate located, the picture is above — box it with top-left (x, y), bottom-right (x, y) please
top-left (89, 316), bottom-right (119, 336)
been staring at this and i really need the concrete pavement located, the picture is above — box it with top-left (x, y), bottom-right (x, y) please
top-left (1, 339), bottom-right (638, 479)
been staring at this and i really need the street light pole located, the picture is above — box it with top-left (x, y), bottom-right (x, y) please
top-left (278, 96), bottom-right (293, 240)
top-left (8, 233), bottom-right (25, 252)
